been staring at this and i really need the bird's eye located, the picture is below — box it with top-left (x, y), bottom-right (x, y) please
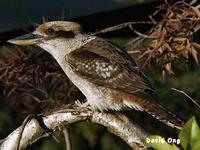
top-left (46, 28), bottom-right (55, 34)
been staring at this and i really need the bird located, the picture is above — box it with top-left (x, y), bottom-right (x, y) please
top-left (8, 21), bottom-right (185, 129)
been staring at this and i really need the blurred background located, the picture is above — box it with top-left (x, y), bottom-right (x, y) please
top-left (0, 0), bottom-right (200, 150)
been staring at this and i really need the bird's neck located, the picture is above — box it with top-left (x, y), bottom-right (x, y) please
top-left (38, 34), bottom-right (96, 61)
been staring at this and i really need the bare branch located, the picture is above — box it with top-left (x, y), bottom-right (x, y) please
top-left (62, 126), bottom-right (72, 150)
top-left (172, 88), bottom-right (200, 111)
top-left (93, 21), bottom-right (154, 35)
top-left (0, 104), bottom-right (149, 150)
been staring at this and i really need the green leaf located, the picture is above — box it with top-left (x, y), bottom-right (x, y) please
top-left (191, 136), bottom-right (200, 150)
top-left (146, 135), bottom-right (180, 150)
top-left (179, 116), bottom-right (200, 150)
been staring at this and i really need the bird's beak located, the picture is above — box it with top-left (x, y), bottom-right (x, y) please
top-left (7, 33), bottom-right (44, 46)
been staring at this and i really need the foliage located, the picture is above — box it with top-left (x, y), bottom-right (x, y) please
top-left (0, 46), bottom-right (81, 113)
top-left (128, 0), bottom-right (200, 76)
top-left (179, 116), bottom-right (200, 150)
top-left (146, 116), bottom-right (200, 150)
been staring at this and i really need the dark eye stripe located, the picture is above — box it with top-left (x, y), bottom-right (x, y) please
top-left (56, 31), bottom-right (75, 38)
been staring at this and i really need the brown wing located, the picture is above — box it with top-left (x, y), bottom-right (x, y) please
top-left (67, 37), bottom-right (157, 99)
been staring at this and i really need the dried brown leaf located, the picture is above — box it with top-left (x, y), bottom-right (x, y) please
top-left (192, 6), bottom-right (200, 17)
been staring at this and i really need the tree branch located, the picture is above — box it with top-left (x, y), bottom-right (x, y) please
top-left (0, 104), bottom-right (149, 150)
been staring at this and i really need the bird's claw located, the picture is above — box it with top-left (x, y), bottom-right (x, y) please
top-left (75, 100), bottom-right (89, 108)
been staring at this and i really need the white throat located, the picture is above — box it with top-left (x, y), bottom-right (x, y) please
top-left (37, 34), bottom-right (96, 60)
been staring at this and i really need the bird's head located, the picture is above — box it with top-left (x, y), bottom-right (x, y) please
top-left (8, 21), bottom-right (83, 58)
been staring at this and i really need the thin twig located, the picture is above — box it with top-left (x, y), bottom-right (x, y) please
top-left (62, 126), bottom-right (72, 150)
top-left (128, 25), bottom-right (156, 39)
top-left (172, 88), bottom-right (200, 111)
top-left (93, 21), bottom-right (154, 35)
top-left (16, 114), bottom-right (36, 150)
top-left (16, 114), bottom-right (53, 150)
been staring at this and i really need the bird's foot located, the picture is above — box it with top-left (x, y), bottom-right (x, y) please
top-left (75, 100), bottom-right (89, 108)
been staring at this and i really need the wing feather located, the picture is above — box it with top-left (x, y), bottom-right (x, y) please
top-left (66, 37), bottom-right (157, 99)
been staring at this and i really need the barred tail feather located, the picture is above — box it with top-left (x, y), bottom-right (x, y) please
top-left (142, 100), bottom-right (185, 129)
top-left (125, 95), bottom-right (185, 129)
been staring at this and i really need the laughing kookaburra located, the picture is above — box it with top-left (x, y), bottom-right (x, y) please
top-left (8, 21), bottom-right (185, 129)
